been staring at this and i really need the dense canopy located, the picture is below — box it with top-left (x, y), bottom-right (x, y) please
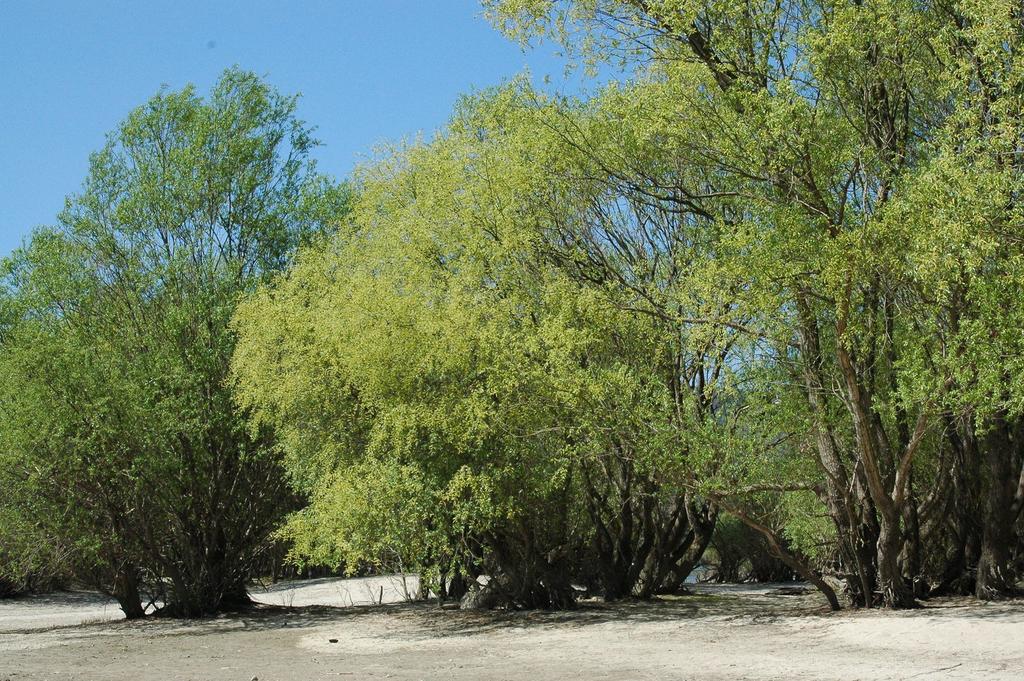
top-left (3, 1), bottom-right (1023, 613)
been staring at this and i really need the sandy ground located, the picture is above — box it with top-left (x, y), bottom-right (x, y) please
top-left (252, 574), bottom-right (421, 608)
top-left (1, 580), bottom-right (1022, 681)
top-left (0, 575), bottom-right (421, 632)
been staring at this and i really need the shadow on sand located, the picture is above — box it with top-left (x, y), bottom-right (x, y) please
top-left (8, 582), bottom-right (1020, 641)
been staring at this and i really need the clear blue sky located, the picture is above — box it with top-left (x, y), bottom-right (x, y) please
top-left (0, 0), bottom-right (603, 259)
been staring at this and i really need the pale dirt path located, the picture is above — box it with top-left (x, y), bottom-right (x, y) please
top-left (0, 575), bottom-right (420, 633)
top-left (0, 591), bottom-right (124, 632)
top-left (1, 582), bottom-right (1022, 681)
top-left (251, 574), bottom-right (421, 609)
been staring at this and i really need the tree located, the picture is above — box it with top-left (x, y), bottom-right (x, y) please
top-left (486, 0), bottom-right (1024, 606)
top-left (0, 68), bottom-right (348, 617)
top-left (232, 96), bottom-right (586, 607)
top-left (232, 82), bottom-right (718, 606)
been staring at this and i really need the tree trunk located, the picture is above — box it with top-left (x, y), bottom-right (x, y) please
top-left (876, 514), bottom-right (915, 608)
top-left (795, 294), bottom-right (877, 606)
top-left (900, 470), bottom-right (927, 597)
top-left (658, 505), bottom-right (716, 592)
top-left (727, 506), bottom-right (841, 611)
top-left (975, 416), bottom-right (1020, 600)
top-left (112, 569), bottom-right (145, 620)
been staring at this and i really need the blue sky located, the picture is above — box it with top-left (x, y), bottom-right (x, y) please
top-left (0, 0), bottom-right (604, 259)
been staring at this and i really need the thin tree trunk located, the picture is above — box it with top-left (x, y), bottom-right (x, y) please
top-left (725, 505), bottom-right (841, 611)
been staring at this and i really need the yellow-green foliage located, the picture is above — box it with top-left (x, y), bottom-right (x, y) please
top-left (235, 0), bottom-right (1024, 597)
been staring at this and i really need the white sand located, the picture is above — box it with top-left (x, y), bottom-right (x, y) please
top-left (251, 574), bottom-right (421, 608)
top-left (1, 580), bottom-right (1021, 680)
